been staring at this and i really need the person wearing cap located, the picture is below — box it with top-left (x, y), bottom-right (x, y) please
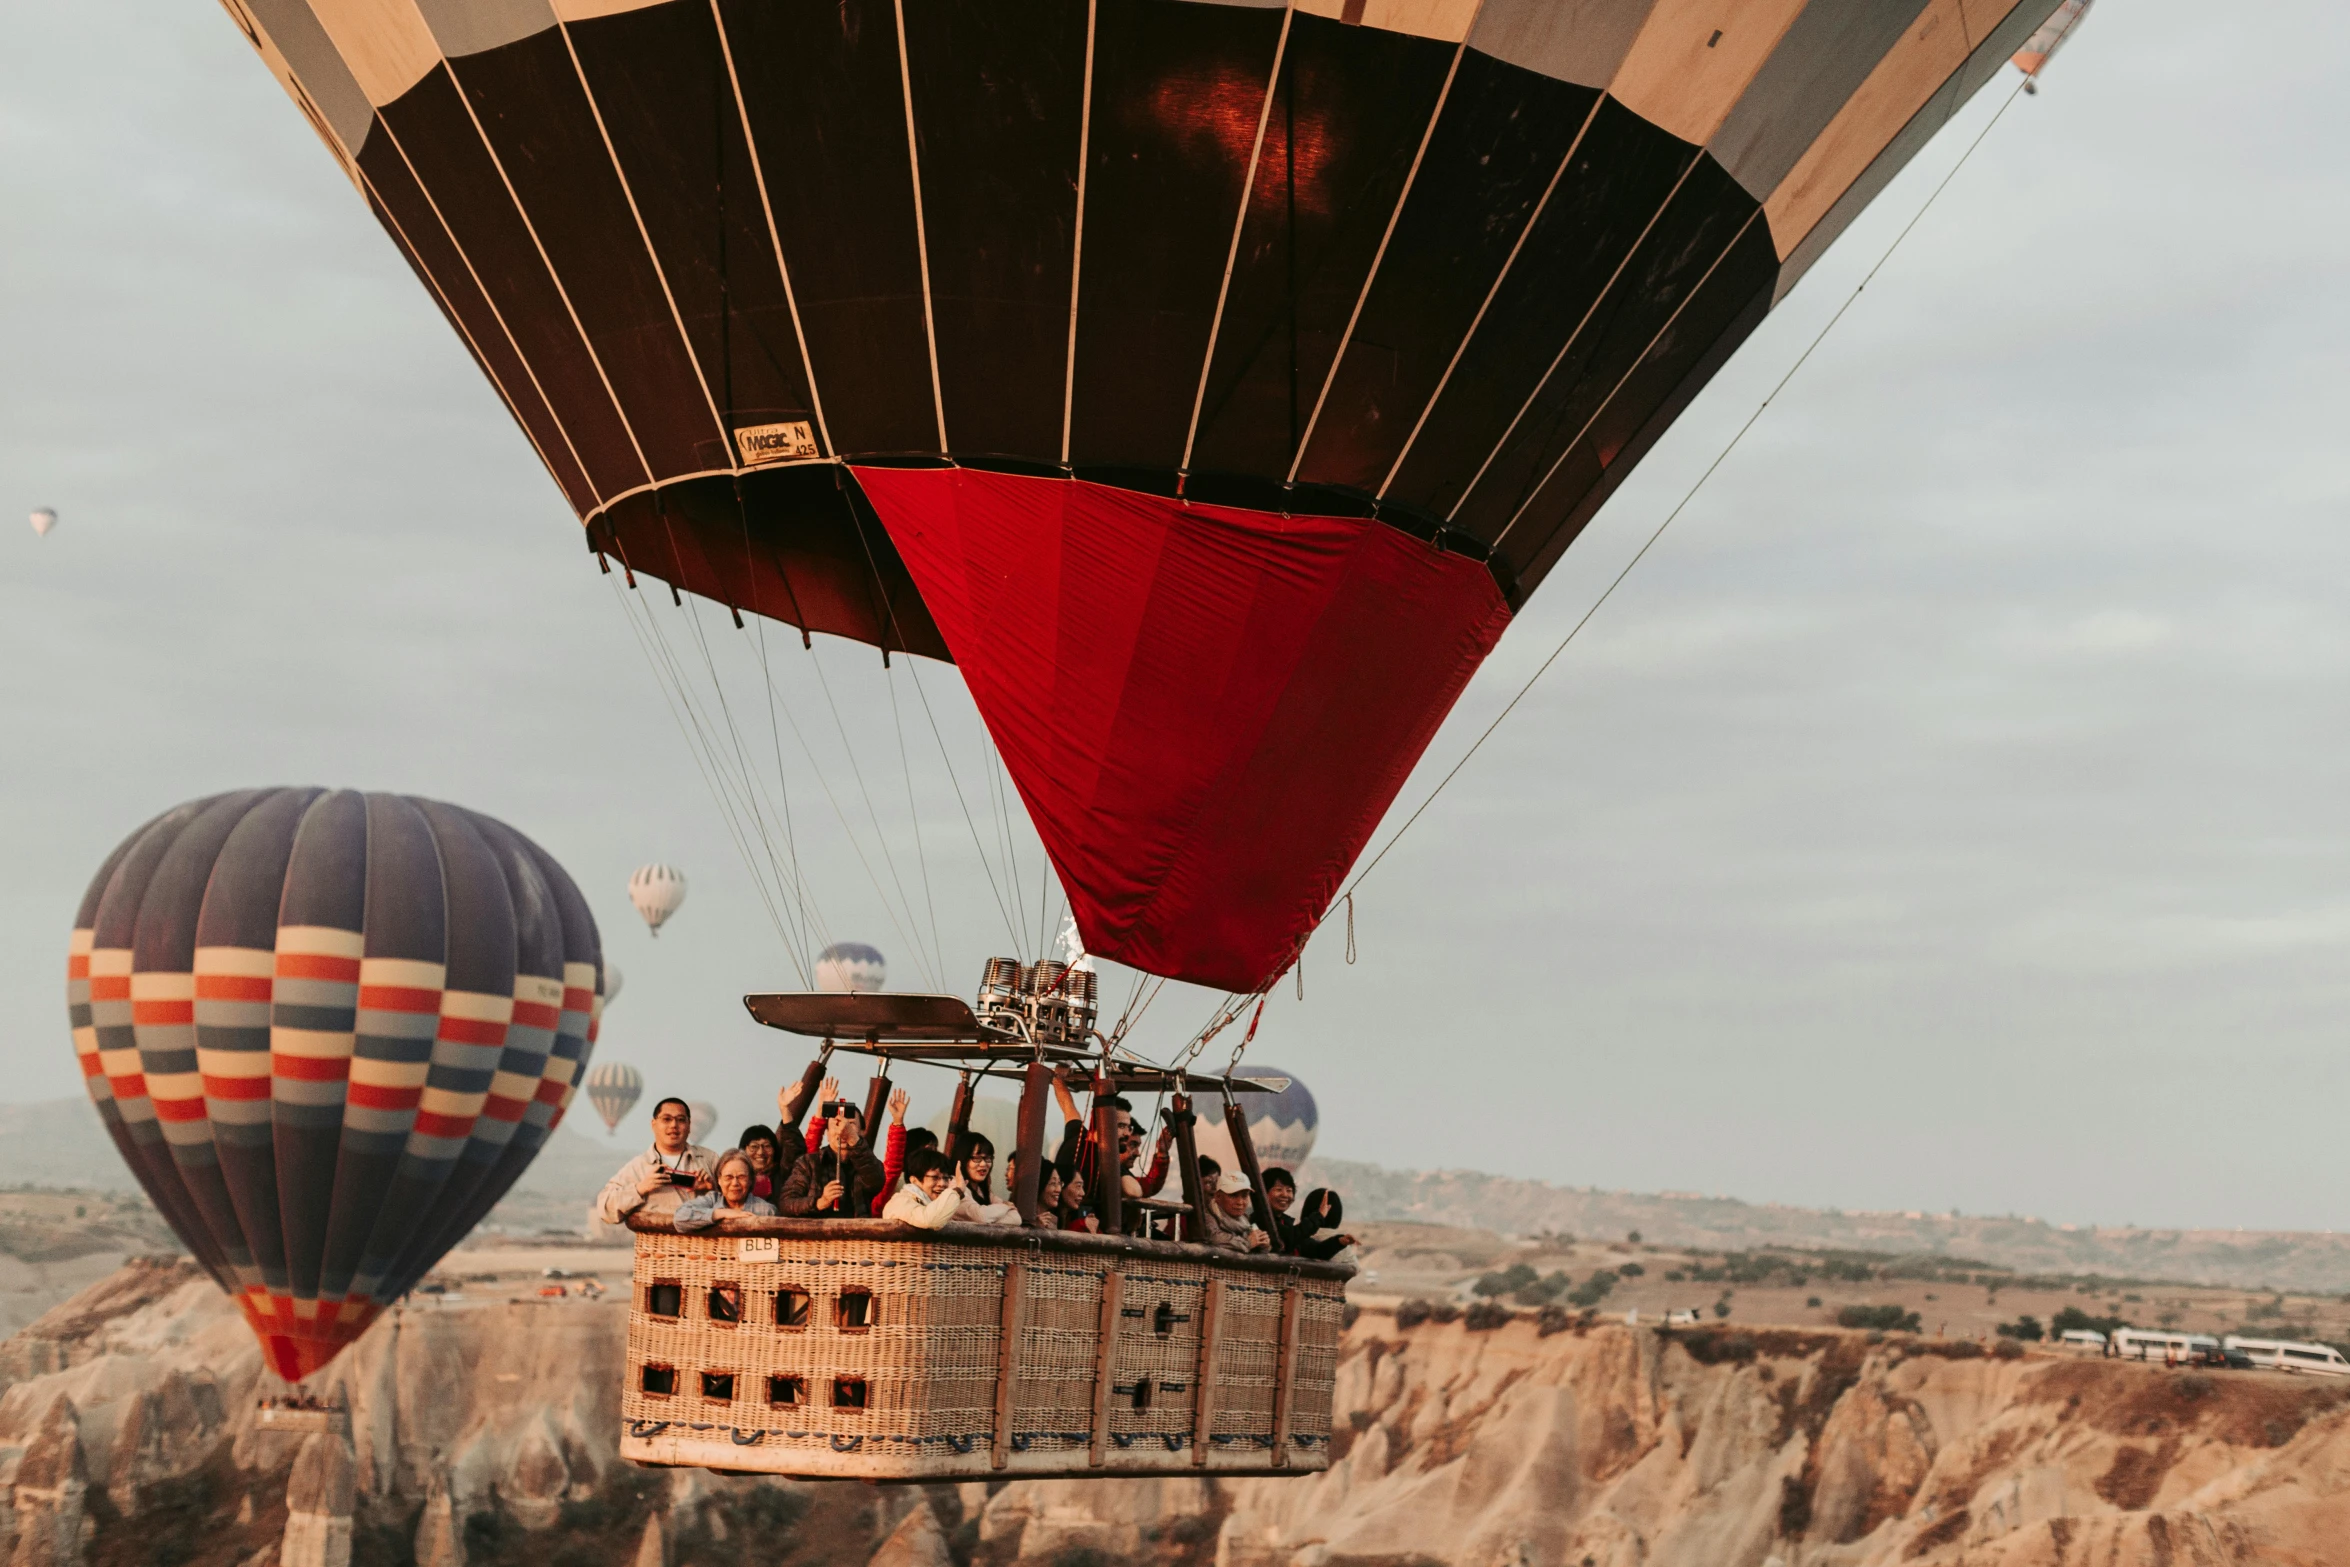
top-left (594, 1096), bottom-right (716, 1225)
top-left (1201, 1169), bottom-right (1271, 1252)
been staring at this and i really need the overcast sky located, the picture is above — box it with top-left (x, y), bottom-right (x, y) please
top-left (5, 1), bottom-right (2347, 1234)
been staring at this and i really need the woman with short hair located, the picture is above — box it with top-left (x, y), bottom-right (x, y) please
top-left (673, 1148), bottom-right (779, 1230)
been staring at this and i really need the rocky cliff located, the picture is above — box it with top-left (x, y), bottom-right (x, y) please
top-left (0, 1263), bottom-right (2344, 1567)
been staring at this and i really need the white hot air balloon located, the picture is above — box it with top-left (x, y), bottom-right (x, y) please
top-left (29, 508), bottom-right (56, 537)
top-left (813, 942), bottom-right (887, 993)
top-left (601, 963), bottom-right (624, 1005)
top-left (687, 1100), bottom-right (719, 1147)
top-left (628, 864), bottom-right (686, 936)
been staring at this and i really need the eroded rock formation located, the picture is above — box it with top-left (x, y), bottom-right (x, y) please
top-left (0, 1265), bottom-right (2344, 1567)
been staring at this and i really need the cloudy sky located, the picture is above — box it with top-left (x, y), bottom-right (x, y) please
top-left (5, 1), bottom-right (2346, 1234)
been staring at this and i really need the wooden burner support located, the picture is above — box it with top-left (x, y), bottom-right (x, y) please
top-left (620, 1216), bottom-right (1350, 1480)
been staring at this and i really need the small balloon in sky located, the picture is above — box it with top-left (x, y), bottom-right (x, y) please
top-left (813, 942), bottom-right (886, 993)
top-left (628, 864), bottom-right (686, 936)
top-left (601, 962), bottom-right (623, 1005)
top-left (29, 508), bottom-right (56, 537)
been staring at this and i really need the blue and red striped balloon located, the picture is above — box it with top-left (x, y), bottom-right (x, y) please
top-left (67, 790), bottom-right (604, 1380)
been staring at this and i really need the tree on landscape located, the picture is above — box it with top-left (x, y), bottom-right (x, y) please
top-left (1837, 1304), bottom-right (1922, 1333)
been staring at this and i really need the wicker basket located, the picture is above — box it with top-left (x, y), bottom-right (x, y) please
top-left (619, 1216), bottom-right (1349, 1480)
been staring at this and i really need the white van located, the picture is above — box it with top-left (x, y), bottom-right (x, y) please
top-left (2109, 1329), bottom-right (2218, 1364)
top-left (2222, 1336), bottom-right (2350, 1377)
top-left (2057, 1329), bottom-right (2107, 1351)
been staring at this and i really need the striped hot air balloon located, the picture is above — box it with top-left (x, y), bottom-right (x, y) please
top-left (67, 790), bottom-right (603, 1381)
top-left (585, 1061), bottom-right (644, 1134)
top-left (627, 864), bottom-right (686, 936)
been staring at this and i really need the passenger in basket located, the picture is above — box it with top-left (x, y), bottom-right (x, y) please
top-left (768, 1074), bottom-right (818, 1186)
top-left (867, 1088), bottom-right (912, 1216)
top-left (779, 1094), bottom-right (885, 1218)
top-left (737, 1125), bottom-right (781, 1201)
top-left (1057, 1168), bottom-right (1098, 1233)
top-left (593, 1097), bottom-right (715, 1225)
top-left (1202, 1169), bottom-right (1271, 1252)
top-left (881, 1148), bottom-right (963, 1229)
top-left (673, 1149), bottom-right (780, 1230)
top-left (950, 1136), bottom-right (1021, 1226)
top-left (1032, 1163), bottom-right (1064, 1228)
top-left (958, 1133), bottom-right (998, 1204)
top-left (1262, 1168), bottom-right (1356, 1260)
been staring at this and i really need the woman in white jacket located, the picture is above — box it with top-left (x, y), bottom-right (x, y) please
top-left (884, 1149), bottom-right (1020, 1228)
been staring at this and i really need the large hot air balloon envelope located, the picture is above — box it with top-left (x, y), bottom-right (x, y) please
top-left (223, 0), bottom-right (2067, 992)
top-left (585, 1060), bottom-right (644, 1133)
top-left (67, 790), bottom-right (602, 1380)
top-left (628, 864), bottom-right (686, 936)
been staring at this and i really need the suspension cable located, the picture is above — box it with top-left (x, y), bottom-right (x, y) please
top-left (901, 659), bottom-right (1021, 948)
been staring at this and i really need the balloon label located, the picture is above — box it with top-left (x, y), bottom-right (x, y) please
top-left (738, 1237), bottom-right (781, 1263)
top-left (733, 421), bottom-right (819, 466)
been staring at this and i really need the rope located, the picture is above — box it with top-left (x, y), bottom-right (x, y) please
top-left (884, 660), bottom-right (946, 986)
top-left (804, 639), bottom-right (941, 989)
top-left (607, 577), bottom-right (813, 984)
top-left (901, 659), bottom-right (1021, 948)
top-left (1322, 72), bottom-right (2035, 928)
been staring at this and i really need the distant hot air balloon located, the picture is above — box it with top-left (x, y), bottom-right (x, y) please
top-left (628, 865), bottom-right (686, 936)
top-left (601, 962), bottom-right (624, 1005)
top-left (29, 508), bottom-right (56, 537)
top-left (2016, 0), bottom-right (2093, 90)
top-left (585, 1061), bottom-right (644, 1134)
top-left (1194, 1066), bottom-right (1319, 1174)
top-left (68, 790), bottom-right (600, 1381)
top-left (687, 1100), bottom-right (719, 1146)
top-left (812, 942), bottom-right (886, 993)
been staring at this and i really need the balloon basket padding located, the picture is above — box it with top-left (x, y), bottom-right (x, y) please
top-left (619, 1217), bottom-right (1349, 1480)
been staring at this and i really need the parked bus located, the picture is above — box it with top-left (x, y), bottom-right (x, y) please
top-left (2109, 1329), bottom-right (2219, 1364)
top-left (2057, 1329), bottom-right (2108, 1352)
top-left (2221, 1336), bottom-right (2350, 1377)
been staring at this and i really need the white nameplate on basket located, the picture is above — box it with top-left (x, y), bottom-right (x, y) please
top-left (737, 1237), bottom-right (780, 1262)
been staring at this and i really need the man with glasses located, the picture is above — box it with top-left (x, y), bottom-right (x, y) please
top-left (779, 1090), bottom-right (886, 1218)
top-left (594, 1096), bottom-right (717, 1224)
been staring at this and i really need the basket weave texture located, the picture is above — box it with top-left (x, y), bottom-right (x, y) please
top-left (619, 1221), bottom-right (1346, 1479)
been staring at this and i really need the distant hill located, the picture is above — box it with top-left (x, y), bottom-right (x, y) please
top-left (8, 1097), bottom-right (2347, 1292)
top-left (1299, 1157), bottom-right (2350, 1294)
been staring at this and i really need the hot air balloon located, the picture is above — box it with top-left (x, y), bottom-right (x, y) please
top-left (217, 0), bottom-right (2075, 997)
top-left (812, 942), bottom-right (886, 993)
top-left (67, 790), bottom-right (601, 1381)
top-left (601, 962), bottom-right (624, 1005)
top-left (210, 0), bottom-right (2090, 1483)
top-left (1194, 1066), bottom-right (1318, 1172)
top-left (29, 508), bottom-right (56, 537)
top-left (628, 864), bottom-right (686, 936)
top-left (686, 1100), bottom-right (719, 1146)
top-left (585, 1060), bottom-right (644, 1134)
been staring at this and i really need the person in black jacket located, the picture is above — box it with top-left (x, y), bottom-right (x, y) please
top-left (1263, 1168), bottom-right (1356, 1260)
top-left (779, 1096), bottom-right (886, 1218)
